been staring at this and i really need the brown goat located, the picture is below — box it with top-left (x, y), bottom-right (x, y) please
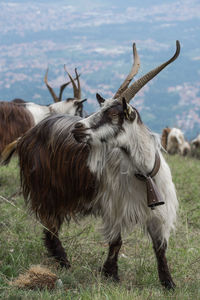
top-left (0, 69), bottom-right (86, 158)
top-left (0, 101), bottom-right (34, 155)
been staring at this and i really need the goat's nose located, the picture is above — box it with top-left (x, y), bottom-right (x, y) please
top-left (74, 122), bottom-right (84, 129)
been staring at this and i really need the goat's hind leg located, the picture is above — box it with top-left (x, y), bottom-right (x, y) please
top-left (147, 218), bottom-right (175, 290)
top-left (43, 220), bottom-right (71, 268)
top-left (102, 234), bottom-right (122, 281)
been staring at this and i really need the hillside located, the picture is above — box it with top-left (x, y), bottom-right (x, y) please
top-left (0, 154), bottom-right (199, 299)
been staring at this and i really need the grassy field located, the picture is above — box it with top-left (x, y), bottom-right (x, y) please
top-left (0, 155), bottom-right (199, 299)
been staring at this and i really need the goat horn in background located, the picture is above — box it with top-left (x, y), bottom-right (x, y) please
top-left (64, 65), bottom-right (80, 99)
top-left (58, 69), bottom-right (80, 101)
top-left (75, 68), bottom-right (81, 99)
top-left (44, 68), bottom-right (59, 103)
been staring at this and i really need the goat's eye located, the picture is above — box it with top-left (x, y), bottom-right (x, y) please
top-left (108, 108), bottom-right (119, 117)
top-left (129, 111), bottom-right (136, 122)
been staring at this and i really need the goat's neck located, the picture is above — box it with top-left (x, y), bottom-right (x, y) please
top-left (49, 101), bottom-right (75, 115)
top-left (87, 123), bottom-right (160, 180)
top-left (117, 123), bottom-right (160, 175)
top-left (49, 101), bottom-right (63, 114)
top-left (25, 103), bottom-right (50, 125)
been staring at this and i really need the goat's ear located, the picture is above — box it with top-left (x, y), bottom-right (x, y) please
top-left (122, 97), bottom-right (128, 112)
top-left (74, 98), bottom-right (87, 105)
top-left (122, 97), bottom-right (136, 122)
top-left (96, 93), bottom-right (105, 106)
top-left (122, 97), bottom-right (129, 120)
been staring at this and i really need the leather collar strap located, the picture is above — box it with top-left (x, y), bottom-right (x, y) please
top-left (148, 151), bottom-right (160, 178)
top-left (135, 152), bottom-right (165, 210)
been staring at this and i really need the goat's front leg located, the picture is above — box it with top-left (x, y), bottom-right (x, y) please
top-left (43, 228), bottom-right (71, 268)
top-left (147, 220), bottom-right (175, 290)
top-left (102, 234), bottom-right (122, 281)
top-left (153, 238), bottom-right (175, 290)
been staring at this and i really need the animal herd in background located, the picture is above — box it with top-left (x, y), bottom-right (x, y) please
top-left (161, 126), bottom-right (200, 156)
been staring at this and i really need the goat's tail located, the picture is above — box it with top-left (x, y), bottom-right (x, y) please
top-left (0, 138), bottom-right (20, 166)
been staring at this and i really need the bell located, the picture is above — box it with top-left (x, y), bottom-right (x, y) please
top-left (146, 176), bottom-right (165, 210)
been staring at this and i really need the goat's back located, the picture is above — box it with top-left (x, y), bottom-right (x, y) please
top-left (0, 101), bottom-right (34, 154)
top-left (18, 114), bottom-right (98, 229)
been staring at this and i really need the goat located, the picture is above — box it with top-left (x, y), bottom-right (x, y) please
top-left (28, 67), bottom-right (86, 122)
top-left (1, 41), bottom-right (180, 290)
top-left (0, 69), bottom-right (86, 157)
top-left (179, 140), bottom-right (191, 156)
top-left (44, 67), bottom-right (86, 118)
top-left (161, 127), bottom-right (171, 150)
top-left (163, 127), bottom-right (191, 156)
top-left (191, 134), bottom-right (200, 148)
top-left (190, 134), bottom-right (200, 158)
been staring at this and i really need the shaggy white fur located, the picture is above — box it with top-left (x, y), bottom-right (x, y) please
top-left (26, 99), bottom-right (84, 125)
top-left (80, 99), bottom-right (178, 243)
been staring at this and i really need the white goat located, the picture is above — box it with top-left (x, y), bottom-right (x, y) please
top-left (1, 41), bottom-right (180, 290)
top-left (191, 134), bottom-right (200, 148)
top-left (166, 128), bottom-right (191, 156)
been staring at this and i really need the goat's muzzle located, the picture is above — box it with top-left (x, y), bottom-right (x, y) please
top-left (72, 122), bottom-right (90, 143)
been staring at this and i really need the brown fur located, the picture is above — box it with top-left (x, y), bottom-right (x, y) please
top-left (161, 127), bottom-right (171, 150)
top-left (0, 101), bottom-right (34, 155)
top-left (12, 98), bottom-right (26, 104)
top-left (18, 114), bottom-right (98, 231)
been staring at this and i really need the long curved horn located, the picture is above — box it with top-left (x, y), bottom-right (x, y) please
top-left (64, 66), bottom-right (81, 99)
top-left (120, 40), bottom-right (180, 103)
top-left (113, 43), bottom-right (140, 99)
top-left (58, 71), bottom-right (80, 101)
top-left (44, 68), bottom-right (59, 102)
top-left (75, 68), bottom-right (81, 99)
top-left (44, 68), bottom-right (80, 102)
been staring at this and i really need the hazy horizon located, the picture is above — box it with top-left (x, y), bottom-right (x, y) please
top-left (0, 0), bottom-right (200, 138)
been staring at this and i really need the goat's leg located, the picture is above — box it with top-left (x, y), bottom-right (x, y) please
top-left (43, 227), bottom-right (71, 268)
top-left (102, 234), bottom-right (122, 281)
top-left (147, 220), bottom-right (175, 290)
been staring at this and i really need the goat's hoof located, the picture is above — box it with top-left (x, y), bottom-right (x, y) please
top-left (162, 279), bottom-right (176, 291)
top-left (100, 265), bottom-right (120, 282)
top-left (60, 260), bottom-right (71, 269)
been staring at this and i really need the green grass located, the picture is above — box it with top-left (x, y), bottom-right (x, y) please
top-left (0, 155), bottom-right (200, 299)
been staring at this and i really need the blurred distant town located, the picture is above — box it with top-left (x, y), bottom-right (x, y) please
top-left (0, 0), bottom-right (200, 138)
